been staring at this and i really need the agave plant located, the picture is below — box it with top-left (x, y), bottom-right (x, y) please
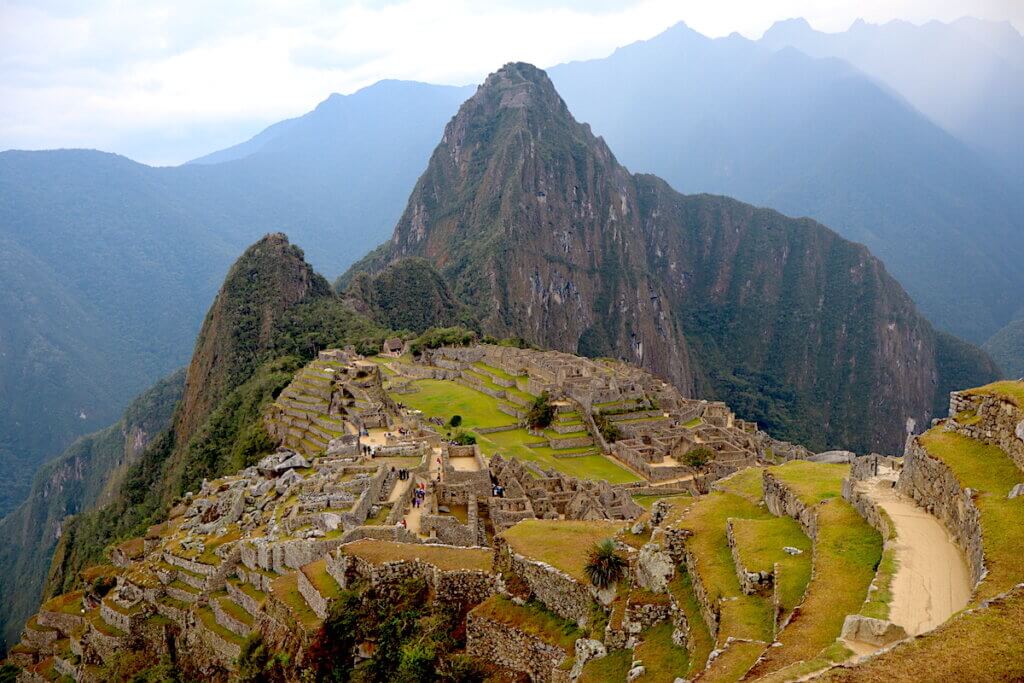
top-left (584, 538), bottom-right (627, 589)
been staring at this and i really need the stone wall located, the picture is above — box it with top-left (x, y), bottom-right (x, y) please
top-left (328, 551), bottom-right (498, 607)
top-left (725, 519), bottom-right (774, 595)
top-left (948, 390), bottom-right (1024, 473)
top-left (466, 610), bottom-right (568, 683)
top-left (762, 471), bottom-right (818, 540)
top-left (898, 437), bottom-right (986, 586)
top-left (493, 537), bottom-right (596, 626)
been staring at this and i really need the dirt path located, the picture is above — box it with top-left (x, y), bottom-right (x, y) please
top-left (861, 477), bottom-right (972, 635)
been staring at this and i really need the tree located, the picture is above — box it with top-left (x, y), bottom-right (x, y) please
top-left (583, 539), bottom-right (627, 589)
top-left (448, 415), bottom-right (462, 428)
top-left (684, 446), bottom-right (713, 468)
top-left (526, 391), bottom-right (555, 430)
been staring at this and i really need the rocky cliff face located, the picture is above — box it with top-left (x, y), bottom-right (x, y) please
top-left (350, 62), bottom-right (996, 452)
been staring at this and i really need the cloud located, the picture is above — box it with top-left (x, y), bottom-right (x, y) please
top-left (0, 0), bottom-right (1020, 165)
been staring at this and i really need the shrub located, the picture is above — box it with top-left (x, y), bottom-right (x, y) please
top-left (450, 431), bottom-right (476, 446)
top-left (526, 391), bottom-right (555, 430)
top-left (448, 415), bottom-right (462, 428)
top-left (684, 446), bottom-right (714, 468)
top-left (584, 539), bottom-right (627, 589)
top-left (237, 633), bottom-right (288, 683)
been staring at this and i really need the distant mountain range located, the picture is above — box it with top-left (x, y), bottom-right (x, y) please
top-left (0, 18), bottom-right (1020, 516)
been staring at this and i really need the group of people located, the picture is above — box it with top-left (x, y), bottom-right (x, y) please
top-left (411, 482), bottom-right (428, 508)
top-left (393, 467), bottom-right (411, 480)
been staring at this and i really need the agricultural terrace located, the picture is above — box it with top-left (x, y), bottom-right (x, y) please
top-left (918, 429), bottom-right (1024, 600)
top-left (500, 519), bottom-right (626, 583)
top-left (748, 462), bottom-right (882, 678)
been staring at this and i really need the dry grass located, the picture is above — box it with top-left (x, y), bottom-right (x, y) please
top-left (269, 573), bottom-right (321, 630)
top-left (579, 648), bottom-right (633, 682)
top-left (302, 559), bottom-right (342, 600)
top-left (699, 639), bottom-right (767, 682)
top-left (714, 467), bottom-right (765, 503)
top-left (341, 538), bottom-right (492, 572)
top-left (965, 380), bottom-right (1024, 407)
top-left (501, 519), bottom-right (626, 583)
top-left (634, 622), bottom-right (690, 682)
top-left (821, 587), bottom-right (1024, 682)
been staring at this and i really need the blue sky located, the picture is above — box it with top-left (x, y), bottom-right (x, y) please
top-left (1, 0), bottom-right (1020, 165)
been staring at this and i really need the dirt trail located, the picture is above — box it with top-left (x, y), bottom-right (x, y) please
top-left (861, 477), bottom-right (972, 635)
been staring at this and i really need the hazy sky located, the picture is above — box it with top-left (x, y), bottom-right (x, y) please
top-left (1, 0), bottom-right (1021, 165)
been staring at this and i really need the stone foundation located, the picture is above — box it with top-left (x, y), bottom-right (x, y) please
top-left (466, 610), bottom-right (569, 683)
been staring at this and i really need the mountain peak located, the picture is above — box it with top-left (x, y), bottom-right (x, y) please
top-left (473, 61), bottom-right (565, 114)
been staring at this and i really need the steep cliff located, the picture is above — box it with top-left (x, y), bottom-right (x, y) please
top-left (0, 370), bottom-right (183, 653)
top-left (349, 62), bottom-right (997, 452)
top-left (342, 257), bottom-right (469, 333)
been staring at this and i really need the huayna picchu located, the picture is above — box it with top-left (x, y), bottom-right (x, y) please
top-left (345, 62), bottom-right (998, 455)
top-left (2, 59), bottom-right (1021, 683)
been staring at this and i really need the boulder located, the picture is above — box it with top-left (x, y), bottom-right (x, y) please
top-left (840, 614), bottom-right (908, 646)
top-left (783, 546), bottom-right (803, 555)
top-left (628, 665), bottom-right (646, 681)
top-left (634, 543), bottom-right (675, 593)
top-left (811, 450), bottom-right (855, 464)
top-left (1009, 483), bottom-right (1024, 500)
top-left (569, 638), bottom-right (606, 680)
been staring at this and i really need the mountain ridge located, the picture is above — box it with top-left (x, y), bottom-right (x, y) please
top-left (347, 61), bottom-right (999, 453)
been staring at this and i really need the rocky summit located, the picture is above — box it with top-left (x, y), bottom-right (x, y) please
top-left (348, 62), bottom-right (997, 454)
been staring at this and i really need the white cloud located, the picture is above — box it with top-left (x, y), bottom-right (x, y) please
top-left (0, 0), bottom-right (1020, 165)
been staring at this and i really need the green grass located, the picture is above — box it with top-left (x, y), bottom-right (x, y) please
top-left (729, 517), bottom-right (812, 612)
top-left (269, 573), bottom-right (321, 630)
top-left (399, 377), bottom-right (639, 482)
top-left (472, 596), bottom-right (580, 653)
top-left (197, 606), bottom-right (246, 645)
top-left (473, 361), bottom-right (518, 381)
top-left (965, 380), bottom-right (1024, 407)
top-left (477, 427), bottom-right (639, 483)
top-left (501, 519), bottom-right (626, 583)
top-left (715, 467), bottom-right (765, 503)
top-left (634, 622), bottom-right (690, 682)
top-left (748, 499), bottom-right (882, 677)
top-left (579, 649), bottom-right (633, 683)
top-left (667, 572), bottom-right (714, 676)
top-left (215, 594), bottom-right (254, 627)
top-left (678, 492), bottom-right (776, 643)
top-left (768, 461), bottom-right (850, 506)
top-left (861, 517), bottom-right (898, 621)
top-left (302, 559), bottom-right (342, 600)
top-left (919, 429), bottom-right (1024, 600)
top-left (399, 379), bottom-right (518, 428)
top-left (683, 417), bottom-right (702, 428)
top-left (759, 641), bottom-right (853, 683)
top-left (631, 493), bottom-right (690, 510)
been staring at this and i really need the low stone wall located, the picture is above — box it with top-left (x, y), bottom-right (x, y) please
top-left (546, 434), bottom-right (594, 449)
top-left (898, 437), bottom-right (985, 586)
top-left (212, 596), bottom-right (251, 637)
top-left (166, 584), bottom-right (199, 604)
top-left (762, 471), bottom-right (818, 540)
top-left (466, 610), bottom-right (568, 683)
top-left (328, 550), bottom-right (498, 608)
top-left (84, 622), bottom-right (127, 663)
top-left (682, 544), bottom-right (719, 642)
top-left (163, 551), bottom-right (218, 577)
top-left (725, 519), bottom-right (773, 595)
top-left (156, 599), bottom-right (187, 627)
top-left (493, 538), bottom-right (596, 626)
top-left (297, 570), bottom-right (330, 621)
top-left (948, 390), bottom-right (1024, 473)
